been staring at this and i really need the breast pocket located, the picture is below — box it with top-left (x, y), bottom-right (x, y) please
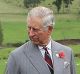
top-left (63, 61), bottom-right (70, 74)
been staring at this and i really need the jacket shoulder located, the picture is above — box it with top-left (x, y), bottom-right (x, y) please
top-left (10, 41), bottom-right (32, 56)
top-left (51, 40), bottom-right (72, 52)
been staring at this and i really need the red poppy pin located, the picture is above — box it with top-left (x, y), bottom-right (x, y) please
top-left (56, 51), bottom-right (65, 59)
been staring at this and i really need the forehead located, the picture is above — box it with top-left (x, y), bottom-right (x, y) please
top-left (27, 17), bottom-right (43, 28)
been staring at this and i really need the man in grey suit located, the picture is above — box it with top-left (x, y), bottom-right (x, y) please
top-left (5, 6), bottom-right (76, 74)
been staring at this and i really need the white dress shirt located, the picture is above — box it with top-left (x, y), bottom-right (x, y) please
top-left (38, 40), bottom-right (53, 60)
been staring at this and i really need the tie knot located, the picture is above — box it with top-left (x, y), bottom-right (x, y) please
top-left (43, 47), bottom-right (48, 51)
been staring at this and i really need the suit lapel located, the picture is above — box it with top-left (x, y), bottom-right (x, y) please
top-left (51, 40), bottom-right (64, 74)
top-left (24, 41), bottom-right (51, 74)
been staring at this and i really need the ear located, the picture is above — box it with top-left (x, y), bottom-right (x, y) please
top-left (48, 26), bottom-right (53, 33)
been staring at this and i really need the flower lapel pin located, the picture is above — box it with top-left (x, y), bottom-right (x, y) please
top-left (56, 51), bottom-right (65, 59)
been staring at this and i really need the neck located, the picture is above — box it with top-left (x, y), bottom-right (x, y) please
top-left (39, 38), bottom-right (51, 47)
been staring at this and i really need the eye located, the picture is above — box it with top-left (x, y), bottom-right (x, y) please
top-left (28, 27), bottom-right (38, 31)
top-left (28, 26), bottom-right (42, 32)
top-left (32, 28), bottom-right (39, 31)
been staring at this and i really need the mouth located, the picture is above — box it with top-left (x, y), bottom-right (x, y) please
top-left (30, 37), bottom-right (39, 42)
top-left (30, 38), bottom-right (39, 45)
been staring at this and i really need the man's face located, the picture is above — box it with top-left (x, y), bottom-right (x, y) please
top-left (27, 17), bottom-right (52, 46)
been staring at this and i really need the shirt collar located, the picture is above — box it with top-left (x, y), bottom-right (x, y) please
top-left (38, 40), bottom-right (51, 50)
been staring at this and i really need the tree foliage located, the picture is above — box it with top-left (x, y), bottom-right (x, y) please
top-left (0, 21), bottom-right (3, 45)
top-left (63, 0), bottom-right (74, 8)
top-left (24, 0), bottom-right (45, 8)
top-left (53, 0), bottom-right (74, 13)
top-left (52, 0), bottom-right (62, 13)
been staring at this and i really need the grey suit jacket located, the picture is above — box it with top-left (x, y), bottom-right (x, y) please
top-left (5, 40), bottom-right (76, 74)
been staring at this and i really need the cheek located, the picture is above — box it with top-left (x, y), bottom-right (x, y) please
top-left (38, 33), bottom-right (47, 40)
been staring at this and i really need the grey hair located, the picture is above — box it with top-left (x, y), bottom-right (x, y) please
top-left (27, 6), bottom-right (55, 27)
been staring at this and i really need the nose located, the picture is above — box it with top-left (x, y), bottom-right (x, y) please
top-left (28, 28), bottom-right (35, 37)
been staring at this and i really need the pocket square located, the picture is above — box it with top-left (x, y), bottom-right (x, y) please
top-left (64, 61), bottom-right (70, 68)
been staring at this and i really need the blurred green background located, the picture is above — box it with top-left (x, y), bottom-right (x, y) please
top-left (0, 0), bottom-right (80, 74)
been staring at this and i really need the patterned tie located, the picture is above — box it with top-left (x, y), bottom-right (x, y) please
top-left (43, 47), bottom-right (54, 74)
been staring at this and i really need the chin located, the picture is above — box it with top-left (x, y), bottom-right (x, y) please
top-left (32, 42), bottom-right (45, 46)
top-left (32, 41), bottom-right (39, 45)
